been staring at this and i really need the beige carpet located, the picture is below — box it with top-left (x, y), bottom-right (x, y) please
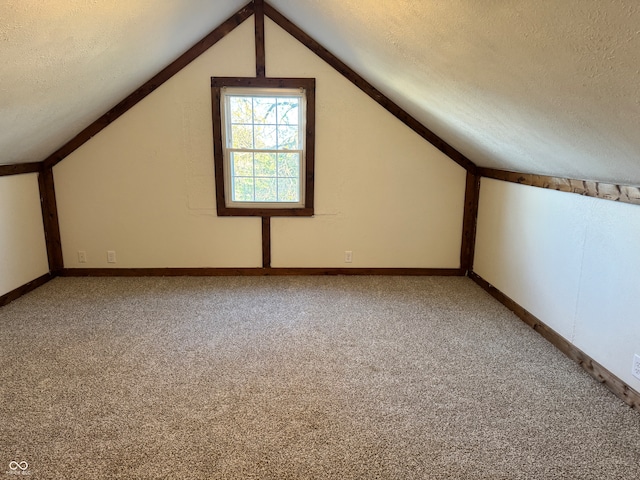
top-left (1, 276), bottom-right (639, 479)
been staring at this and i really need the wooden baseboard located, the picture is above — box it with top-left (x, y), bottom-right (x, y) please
top-left (468, 270), bottom-right (640, 413)
top-left (0, 273), bottom-right (53, 308)
top-left (60, 267), bottom-right (465, 277)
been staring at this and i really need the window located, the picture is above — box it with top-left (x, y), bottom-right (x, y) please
top-left (224, 89), bottom-right (303, 205)
top-left (211, 77), bottom-right (315, 216)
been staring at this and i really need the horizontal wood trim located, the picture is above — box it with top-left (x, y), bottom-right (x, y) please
top-left (264, 3), bottom-right (476, 173)
top-left (0, 162), bottom-right (42, 177)
top-left (0, 273), bottom-right (53, 308)
top-left (211, 77), bottom-right (315, 89)
top-left (216, 207), bottom-right (314, 217)
top-left (61, 267), bottom-right (465, 277)
top-left (469, 270), bottom-right (640, 413)
top-left (42, 3), bottom-right (254, 169)
top-left (479, 168), bottom-right (640, 206)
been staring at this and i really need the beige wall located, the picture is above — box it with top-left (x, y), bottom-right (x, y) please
top-left (266, 20), bottom-right (466, 268)
top-left (474, 178), bottom-right (640, 389)
top-left (54, 16), bottom-right (466, 269)
top-left (0, 174), bottom-right (49, 296)
top-left (55, 20), bottom-right (262, 268)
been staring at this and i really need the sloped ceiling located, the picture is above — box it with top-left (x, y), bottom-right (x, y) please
top-left (2, 1), bottom-right (640, 184)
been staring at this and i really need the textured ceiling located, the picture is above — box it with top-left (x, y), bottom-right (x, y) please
top-left (2, 1), bottom-right (640, 184)
top-left (0, 0), bottom-right (247, 166)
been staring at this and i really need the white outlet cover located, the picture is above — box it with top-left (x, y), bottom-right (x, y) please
top-left (633, 354), bottom-right (640, 381)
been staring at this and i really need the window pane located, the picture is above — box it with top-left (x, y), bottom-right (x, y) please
top-left (231, 124), bottom-right (253, 149)
top-left (254, 152), bottom-right (276, 177)
top-left (233, 177), bottom-right (254, 202)
top-left (231, 152), bottom-right (253, 177)
top-left (217, 82), bottom-right (312, 211)
top-left (229, 96), bottom-right (252, 124)
top-left (277, 98), bottom-right (299, 125)
top-left (278, 178), bottom-right (299, 202)
top-left (255, 178), bottom-right (277, 202)
top-left (254, 125), bottom-right (278, 150)
top-left (277, 152), bottom-right (300, 177)
top-left (253, 97), bottom-right (277, 124)
top-left (277, 126), bottom-right (299, 150)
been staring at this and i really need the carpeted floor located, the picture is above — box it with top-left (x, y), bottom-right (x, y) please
top-left (1, 276), bottom-right (639, 479)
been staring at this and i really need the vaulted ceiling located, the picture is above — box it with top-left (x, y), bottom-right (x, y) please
top-left (2, 1), bottom-right (640, 184)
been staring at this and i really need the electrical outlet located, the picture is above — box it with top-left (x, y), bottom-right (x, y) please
top-left (107, 250), bottom-right (117, 263)
top-left (78, 251), bottom-right (87, 263)
top-left (344, 250), bottom-right (353, 263)
top-left (632, 354), bottom-right (640, 381)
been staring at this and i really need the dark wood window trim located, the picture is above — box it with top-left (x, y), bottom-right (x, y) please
top-left (211, 76), bottom-right (316, 217)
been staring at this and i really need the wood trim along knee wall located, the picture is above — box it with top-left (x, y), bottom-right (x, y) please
top-left (479, 167), bottom-right (640, 206)
top-left (0, 163), bottom-right (42, 177)
top-left (469, 271), bottom-right (640, 413)
top-left (0, 273), bottom-right (53, 308)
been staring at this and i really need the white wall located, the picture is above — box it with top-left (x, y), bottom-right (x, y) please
top-left (0, 174), bottom-right (49, 296)
top-left (474, 178), bottom-right (640, 389)
top-left (54, 16), bottom-right (466, 269)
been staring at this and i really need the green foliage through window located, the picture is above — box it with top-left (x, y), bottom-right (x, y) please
top-left (225, 92), bottom-right (303, 203)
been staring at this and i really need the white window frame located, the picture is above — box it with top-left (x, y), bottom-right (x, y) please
top-left (221, 87), bottom-right (307, 209)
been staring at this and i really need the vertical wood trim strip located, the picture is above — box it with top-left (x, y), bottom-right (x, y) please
top-left (469, 271), bottom-right (640, 413)
top-left (42, 3), bottom-right (254, 169)
top-left (304, 79), bottom-right (316, 210)
top-left (38, 168), bottom-right (64, 274)
top-left (254, 0), bottom-right (266, 77)
top-left (263, 3), bottom-right (476, 173)
top-left (460, 171), bottom-right (480, 272)
top-left (211, 85), bottom-right (227, 215)
top-left (262, 216), bottom-right (271, 268)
